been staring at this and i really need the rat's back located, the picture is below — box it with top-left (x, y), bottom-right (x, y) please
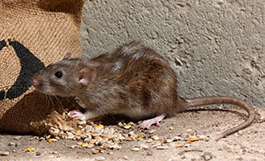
top-left (88, 42), bottom-right (181, 119)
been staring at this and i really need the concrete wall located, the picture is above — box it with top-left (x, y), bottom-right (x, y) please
top-left (80, 0), bottom-right (265, 106)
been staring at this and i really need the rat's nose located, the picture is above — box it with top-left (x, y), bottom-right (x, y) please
top-left (31, 79), bottom-right (39, 87)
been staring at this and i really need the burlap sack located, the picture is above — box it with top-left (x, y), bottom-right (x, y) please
top-left (0, 0), bottom-right (85, 134)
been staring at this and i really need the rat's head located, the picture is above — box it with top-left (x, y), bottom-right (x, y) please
top-left (32, 52), bottom-right (98, 97)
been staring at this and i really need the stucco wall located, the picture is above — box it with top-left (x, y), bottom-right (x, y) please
top-left (80, 0), bottom-right (265, 106)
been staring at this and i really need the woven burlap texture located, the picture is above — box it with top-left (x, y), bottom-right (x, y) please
top-left (0, 0), bottom-right (85, 134)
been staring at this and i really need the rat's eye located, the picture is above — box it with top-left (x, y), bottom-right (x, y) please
top-left (55, 71), bottom-right (63, 78)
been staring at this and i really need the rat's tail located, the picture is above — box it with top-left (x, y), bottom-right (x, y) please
top-left (184, 96), bottom-right (255, 141)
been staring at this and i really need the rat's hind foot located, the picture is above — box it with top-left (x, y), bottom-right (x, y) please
top-left (139, 114), bottom-right (165, 129)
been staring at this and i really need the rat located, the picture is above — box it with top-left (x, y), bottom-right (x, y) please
top-left (31, 41), bottom-right (255, 141)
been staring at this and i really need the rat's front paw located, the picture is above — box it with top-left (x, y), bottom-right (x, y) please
top-left (70, 110), bottom-right (87, 120)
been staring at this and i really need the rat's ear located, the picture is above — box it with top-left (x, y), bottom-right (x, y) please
top-left (63, 51), bottom-right (72, 60)
top-left (78, 67), bottom-right (97, 86)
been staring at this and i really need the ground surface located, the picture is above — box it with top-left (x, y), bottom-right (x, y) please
top-left (1, 106), bottom-right (265, 161)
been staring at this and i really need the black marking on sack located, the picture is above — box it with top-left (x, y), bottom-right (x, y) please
top-left (0, 90), bottom-right (5, 100)
top-left (5, 40), bottom-right (45, 99)
top-left (0, 40), bottom-right (7, 50)
top-left (0, 40), bottom-right (7, 100)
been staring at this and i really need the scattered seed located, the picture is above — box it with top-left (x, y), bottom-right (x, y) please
top-left (128, 131), bottom-right (135, 135)
top-left (29, 137), bottom-right (35, 141)
top-left (26, 148), bottom-right (35, 152)
top-left (51, 128), bottom-right (60, 135)
top-left (14, 136), bottom-right (21, 141)
top-left (151, 135), bottom-right (160, 140)
top-left (140, 144), bottom-right (149, 150)
top-left (198, 135), bottom-right (210, 141)
top-left (118, 122), bottom-right (123, 127)
top-left (8, 142), bottom-right (16, 147)
top-left (128, 122), bottom-right (134, 125)
top-left (39, 137), bottom-right (46, 141)
top-left (181, 156), bottom-right (186, 159)
top-left (202, 152), bottom-right (213, 160)
top-left (165, 139), bottom-right (173, 143)
top-left (78, 120), bottom-right (87, 125)
top-left (66, 132), bottom-right (74, 140)
top-left (183, 144), bottom-right (190, 148)
top-left (94, 156), bottom-right (106, 161)
top-left (124, 125), bottom-right (132, 129)
top-left (43, 111), bottom-right (203, 154)
top-left (109, 144), bottom-right (122, 149)
top-left (51, 138), bottom-right (58, 142)
top-left (146, 139), bottom-right (153, 143)
top-left (176, 144), bottom-right (183, 148)
top-left (188, 136), bottom-right (200, 144)
top-left (156, 145), bottom-right (169, 150)
top-left (146, 151), bottom-right (153, 156)
top-left (36, 151), bottom-right (41, 156)
top-left (91, 148), bottom-right (100, 154)
top-left (123, 155), bottom-right (129, 160)
top-left (0, 151), bottom-right (9, 156)
top-left (172, 136), bottom-right (182, 141)
top-left (96, 124), bottom-right (104, 129)
top-left (50, 151), bottom-right (58, 154)
top-left (152, 140), bottom-right (163, 146)
top-left (74, 130), bottom-right (81, 135)
top-left (131, 147), bottom-right (141, 152)
top-left (186, 129), bottom-right (192, 133)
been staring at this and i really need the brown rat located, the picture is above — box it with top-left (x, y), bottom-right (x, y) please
top-left (32, 42), bottom-right (255, 141)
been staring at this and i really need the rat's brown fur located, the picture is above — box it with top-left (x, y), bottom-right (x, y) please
top-left (32, 41), bottom-right (255, 140)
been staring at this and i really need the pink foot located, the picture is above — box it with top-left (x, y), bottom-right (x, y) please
top-left (139, 114), bottom-right (165, 129)
top-left (70, 110), bottom-right (87, 120)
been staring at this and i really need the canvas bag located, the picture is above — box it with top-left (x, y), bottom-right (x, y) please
top-left (0, 0), bottom-right (85, 134)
